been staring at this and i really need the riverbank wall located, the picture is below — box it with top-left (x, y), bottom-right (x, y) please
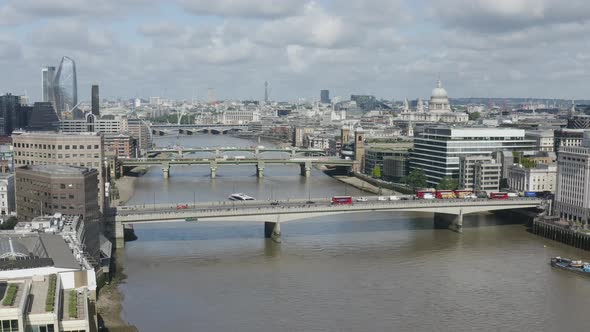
top-left (533, 217), bottom-right (590, 250)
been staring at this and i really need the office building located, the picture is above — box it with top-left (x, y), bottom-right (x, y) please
top-left (0, 93), bottom-right (27, 136)
top-left (508, 164), bottom-right (557, 193)
top-left (459, 156), bottom-right (502, 192)
top-left (26, 102), bottom-right (60, 132)
top-left (0, 173), bottom-right (15, 216)
top-left (122, 119), bottom-right (151, 153)
top-left (12, 132), bottom-right (105, 210)
top-left (91, 84), bottom-right (100, 116)
top-left (219, 110), bottom-right (260, 124)
top-left (41, 66), bottom-right (56, 103)
top-left (364, 144), bottom-right (412, 176)
top-left (410, 127), bottom-right (536, 186)
top-left (53, 56), bottom-right (78, 118)
top-left (554, 131), bottom-right (590, 223)
top-left (383, 154), bottom-right (409, 182)
top-left (320, 90), bottom-right (330, 104)
top-left (103, 133), bottom-right (137, 159)
top-left (292, 127), bottom-right (314, 147)
top-left (525, 129), bottom-right (554, 152)
top-left (304, 135), bottom-right (331, 150)
top-left (554, 128), bottom-right (584, 153)
top-left (15, 165), bottom-right (99, 222)
top-left (60, 113), bottom-right (121, 133)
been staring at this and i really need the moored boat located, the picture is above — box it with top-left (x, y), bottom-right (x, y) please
top-left (550, 257), bottom-right (590, 276)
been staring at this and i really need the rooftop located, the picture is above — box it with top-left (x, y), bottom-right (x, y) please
top-left (17, 164), bottom-right (94, 176)
top-left (15, 131), bottom-right (100, 137)
top-left (0, 234), bottom-right (80, 271)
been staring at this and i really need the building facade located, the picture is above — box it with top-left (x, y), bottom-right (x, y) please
top-left (15, 165), bottom-right (99, 222)
top-left (410, 127), bottom-right (536, 186)
top-left (26, 102), bottom-right (60, 132)
top-left (459, 156), bottom-right (501, 192)
top-left (91, 84), bottom-right (100, 116)
top-left (53, 56), bottom-right (77, 118)
top-left (508, 164), bottom-right (557, 193)
top-left (525, 129), bottom-right (554, 152)
top-left (103, 133), bottom-right (137, 159)
top-left (12, 132), bottom-right (105, 211)
top-left (382, 153), bottom-right (409, 182)
top-left (0, 173), bottom-right (15, 216)
top-left (320, 90), bottom-right (330, 104)
top-left (554, 128), bottom-right (584, 153)
top-left (554, 131), bottom-right (590, 223)
top-left (41, 66), bottom-right (56, 103)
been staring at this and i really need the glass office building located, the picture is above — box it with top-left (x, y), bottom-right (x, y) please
top-left (53, 56), bottom-right (77, 118)
top-left (410, 127), bottom-right (536, 186)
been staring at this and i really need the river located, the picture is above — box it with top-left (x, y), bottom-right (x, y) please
top-left (120, 134), bottom-right (590, 331)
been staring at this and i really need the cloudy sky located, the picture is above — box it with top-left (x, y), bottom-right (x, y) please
top-left (0, 0), bottom-right (589, 102)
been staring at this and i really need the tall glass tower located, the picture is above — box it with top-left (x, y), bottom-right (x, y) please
top-left (53, 56), bottom-right (77, 118)
top-left (41, 66), bottom-right (55, 103)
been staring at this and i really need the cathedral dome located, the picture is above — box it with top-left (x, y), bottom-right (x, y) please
top-left (431, 80), bottom-right (447, 98)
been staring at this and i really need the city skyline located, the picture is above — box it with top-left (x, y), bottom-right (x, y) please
top-left (1, 0), bottom-right (590, 101)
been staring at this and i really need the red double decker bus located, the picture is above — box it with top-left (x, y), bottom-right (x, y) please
top-left (489, 192), bottom-right (509, 200)
top-left (331, 196), bottom-right (353, 205)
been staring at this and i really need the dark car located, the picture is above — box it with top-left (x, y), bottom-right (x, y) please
top-left (270, 201), bottom-right (280, 206)
top-left (306, 200), bottom-right (316, 204)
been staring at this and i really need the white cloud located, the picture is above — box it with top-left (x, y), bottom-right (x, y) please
top-left (433, 0), bottom-right (590, 33)
top-left (180, 0), bottom-right (304, 18)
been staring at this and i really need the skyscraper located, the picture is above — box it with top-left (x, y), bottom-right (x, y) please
top-left (264, 81), bottom-right (268, 103)
top-left (0, 93), bottom-right (24, 136)
top-left (53, 56), bottom-right (78, 118)
top-left (321, 90), bottom-right (330, 104)
top-left (41, 66), bottom-right (55, 103)
top-left (91, 84), bottom-right (100, 116)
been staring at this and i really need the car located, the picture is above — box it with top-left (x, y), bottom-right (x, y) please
top-left (306, 200), bottom-right (316, 204)
top-left (377, 196), bottom-right (387, 201)
top-left (270, 201), bottom-right (280, 206)
top-left (356, 197), bottom-right (368, 202)
top-left (389, 196), bottom-right (400, 201)
top-left (400, 197), bottom-right (410, 201)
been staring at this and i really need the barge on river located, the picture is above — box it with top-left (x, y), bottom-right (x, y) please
top-left (551, 257), bottom-right (590, 276)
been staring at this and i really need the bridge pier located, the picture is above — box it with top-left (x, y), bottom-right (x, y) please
top-left (210, 160), bottom-right (218, 178)
top-left (162, 164), bottom-right (170, 179)
top-left (257, 161), bottom-right (265, 178)
top-left (300, 161), bottom-right (312, 177)
top-left (115, 221), bottom-right (125, 249)
top-left (433, 210), bottom-right (463, 233)
top-left (264, 222), bottom-right (281, 242)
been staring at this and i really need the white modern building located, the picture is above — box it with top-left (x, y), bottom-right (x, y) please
top-left (554, 131), bottom-right (590, 223)
top-left (0, 173), bottom-right (15, 217)
top-left (508, 164), bottom-right (557, 193)
top-left (410, 127), bottom-right (536, 186)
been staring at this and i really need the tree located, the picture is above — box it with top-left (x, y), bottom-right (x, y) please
top-left (0, 216), bottom-right (18, 230)
top-left (436, 176), bottom-right (459, 190)
top-left (405, 169), bottom-right (427, 190)
top-left (372, 165), bottom-right (382, 178)
top-left (468, 112), bottom-right (481, 121)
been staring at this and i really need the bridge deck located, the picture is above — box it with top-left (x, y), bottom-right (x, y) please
top-left (115, 198), bottom-right (544, 223)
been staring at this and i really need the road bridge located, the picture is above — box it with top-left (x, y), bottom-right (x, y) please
top-left (111, 197), bottom-right (545, 247)
top-left (147, 147), bottom-right (327, 158)
top-left (150, 124), bottom-right (249, 136)
top-left (120, 157), bottom-right (354, 178)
